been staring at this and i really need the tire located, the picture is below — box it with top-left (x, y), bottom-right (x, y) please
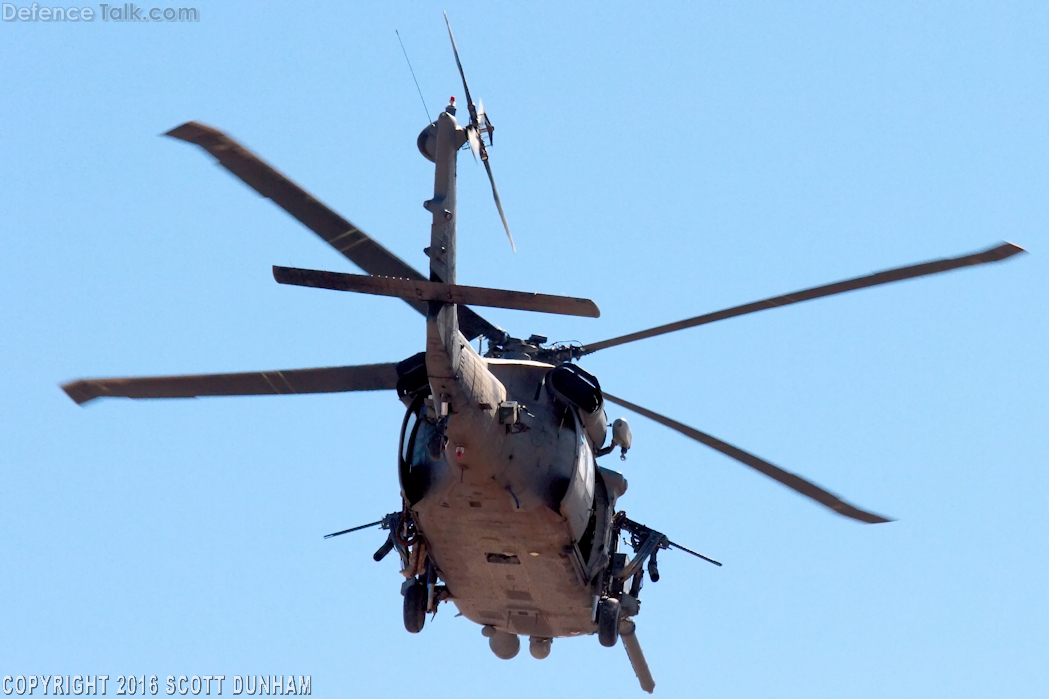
top-left (598, 597), bottom-right (621, 647)
top-left (403, 582), bottom-right (427, 634)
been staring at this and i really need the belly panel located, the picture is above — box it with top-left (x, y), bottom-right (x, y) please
top-left (415, 480), bottom-right (596, 638)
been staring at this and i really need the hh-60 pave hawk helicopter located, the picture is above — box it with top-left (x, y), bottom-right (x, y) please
top-left (62, 18), bottom-right (1024, 694)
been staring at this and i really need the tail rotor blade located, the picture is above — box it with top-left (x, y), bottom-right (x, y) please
top-left (477, 99), bottom-right (492, 143)
top-left (483, 156), bottom-right (515, 252)
top-left (466, 126), bottom-right (481, 159)
top-left (443, 12), bottom-right (477, 121)
top-left (442, 14), bottom-right (514, 251)
top-left (442, 13), bottom-right (514, 251)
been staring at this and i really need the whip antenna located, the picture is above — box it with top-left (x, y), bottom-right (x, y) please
top-left (396, 30), bottom-right (432, 124)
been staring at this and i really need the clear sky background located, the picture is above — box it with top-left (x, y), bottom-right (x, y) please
top-left (1, 2), bottom-right (1046, 697)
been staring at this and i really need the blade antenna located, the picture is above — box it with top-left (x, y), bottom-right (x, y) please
top-left (484, 158), bottom-right (515, 252)
top-left (396, 30), bottom-right (432, 124)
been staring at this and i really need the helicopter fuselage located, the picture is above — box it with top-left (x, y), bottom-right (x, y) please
top-left (404, 353), bottom-right (621, 638)
top-left (404, 104), bottom-right (622, 639)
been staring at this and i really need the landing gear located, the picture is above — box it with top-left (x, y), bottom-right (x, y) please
top-left (597, 596), bottom-right (621, 647)
top-left (596, 515), bottom-right (668, 650)
top-left (384, 508), bottom-right (444, 635)
top-left (402, 579), bottom-right (427, 634)
top-left (595, 511), bottom-right (719, 691)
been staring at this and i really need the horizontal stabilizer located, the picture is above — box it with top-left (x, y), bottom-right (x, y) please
top-left (62, 363), bottom-right (398, 405)
top-left (273, 266), bottom-right (600, 318)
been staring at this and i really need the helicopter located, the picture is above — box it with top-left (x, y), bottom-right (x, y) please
top-left (60, 17), bottom-right (1025, 694)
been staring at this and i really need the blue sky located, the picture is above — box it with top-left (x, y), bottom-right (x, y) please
top-left (1, 2), bottom-right (1046, 697)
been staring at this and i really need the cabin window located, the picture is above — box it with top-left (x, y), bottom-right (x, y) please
top-left (400, 403), bottom-right (420, 466)
top-left (399, 396), bottom-right (436, 504)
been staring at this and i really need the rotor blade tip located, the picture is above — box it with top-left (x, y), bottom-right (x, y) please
top-left (164, 121), bottom-right (220, 145)
top-left (852, 510), bottom-right (894, 524)
top-left (163, 122), bottom-right (196, 140)
top-left (272, 266), bottom-right (298, 286)
top-left (61, 381), bottom-right (94, 406)
top-left (982, 241), bottom-right (1026, 262)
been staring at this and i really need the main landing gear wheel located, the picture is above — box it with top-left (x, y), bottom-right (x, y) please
top-left (598, 597), bottom-right (621, 647)
top-left (403, 581), bottom-right (427, 634)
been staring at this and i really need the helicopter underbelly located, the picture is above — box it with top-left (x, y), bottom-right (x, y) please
top-left (414, 476), bottom-right (597, 639)
top-left (409, 359), bottom-right (600, 638)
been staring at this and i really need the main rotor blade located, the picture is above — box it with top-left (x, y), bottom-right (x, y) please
top-left (582, 242), bottom-right (1025, 355)
top-left (62, 363), bottom-right (398, 405)
top-left (602, 392), bottom-right (892, 524)
top-left (164, 121), bottom-right (500, 343)
top-left (483, 156), bottom-right (515, 252)
top-left (274, 267), bottom-right (598, 317)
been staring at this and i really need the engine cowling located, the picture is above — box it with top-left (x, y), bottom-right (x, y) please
top-left (547, 363), bottom-right (607, 448)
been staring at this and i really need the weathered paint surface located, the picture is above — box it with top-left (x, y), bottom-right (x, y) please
top-left (412, 359), bottom-right (600, 638)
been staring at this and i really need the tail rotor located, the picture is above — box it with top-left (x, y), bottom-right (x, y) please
top-left (444, 12), bottom-right (515, 251)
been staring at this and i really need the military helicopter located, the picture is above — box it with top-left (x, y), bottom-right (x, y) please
top-left (61, 17), bottom-right (1025, 694)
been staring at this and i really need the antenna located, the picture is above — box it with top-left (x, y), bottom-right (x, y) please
top-left (396, 30), bottom-right (433, 124)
